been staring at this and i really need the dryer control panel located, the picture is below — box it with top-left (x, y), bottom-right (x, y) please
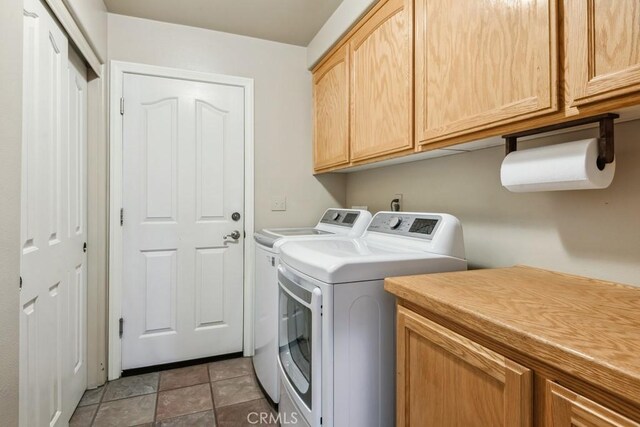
top-left (319, 209), bottom-right (363, 227)
top-left (367, 213), bottom-right (442, 240)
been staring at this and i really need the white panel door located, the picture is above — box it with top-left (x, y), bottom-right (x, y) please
top-left (121, 73), bottom-right (245, 369)
top-left (20, 0), bottom-right (87, 425)
top-left (64, 47), bottom-right (88, 418)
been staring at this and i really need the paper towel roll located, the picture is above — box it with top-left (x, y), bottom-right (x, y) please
top-left (500, 138), bottom-right (615, 192)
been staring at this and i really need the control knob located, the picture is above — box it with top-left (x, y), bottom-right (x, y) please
top-left (331, 212), bottom-right (341, 221)
top-left (388, 216), bottom-right (402, 229)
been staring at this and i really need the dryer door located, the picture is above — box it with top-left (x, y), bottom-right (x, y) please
top-left (277, 267), bottom-right (322, 420)
top-left (279, 278), bottom-right (313, 407)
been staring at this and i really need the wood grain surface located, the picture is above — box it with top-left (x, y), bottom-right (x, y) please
top-left (397, 305), bottom-right (532, 426)
top-left (415, 0), bottom-right (558, 145)
top-left (349, 0), bottom-right (413, 162)
top-left (547, 381), bottom-right (640, 426)
top-left (313, 44), bottom-right (350, 171)
top-left (385, 266), bottom-right (640, 408)
top-left (565, 0), bottom-right (640, 107)
top-left (312, 0), bottom-right (640, 174)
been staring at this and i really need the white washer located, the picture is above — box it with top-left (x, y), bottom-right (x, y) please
top-left (253, 208), bottom-right (372, 404)
top-left (277, 212), bottom-right (467, 427)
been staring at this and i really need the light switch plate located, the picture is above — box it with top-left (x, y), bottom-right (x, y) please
top-left (271, 196), bottom-right (286, 211)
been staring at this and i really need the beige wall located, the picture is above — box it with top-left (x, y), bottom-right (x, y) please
top-left (64, 0), bottom-right (108, 61)
top-left (346, 120), bottom-right (640, 286)
top-left (108, 14), bottom-right (346, 230)
top-left (0, 0), bottom-right (22, 424)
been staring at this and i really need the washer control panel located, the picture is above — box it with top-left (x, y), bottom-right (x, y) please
top-left (367, 213), bottom-right (441, 240)
top-left (320, 209), bottom-right (363, 227)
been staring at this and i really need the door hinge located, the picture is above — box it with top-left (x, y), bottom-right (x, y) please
top-left (120, 208), bottom-right (124, 226)
top-left (120, 97), bottom-right (124, 115)
top-left (83, 242), bottom-right (87, 253)
top-left (19, 276), bottom-right (22, 291)
top-left (271, 257), bottom-right (275, 267)
top-left (119, 317), bottom-right (124, 338)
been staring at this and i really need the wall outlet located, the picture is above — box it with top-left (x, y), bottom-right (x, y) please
top-left (393, 193), bottom-right (403, 211)
top-left (271, 196), bottom-right (287, 211)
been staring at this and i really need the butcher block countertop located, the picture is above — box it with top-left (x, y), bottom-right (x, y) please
top-left (385, 266), bottom-right (640, 407)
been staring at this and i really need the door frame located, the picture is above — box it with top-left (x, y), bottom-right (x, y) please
top-left (108, 61), bottom-right (255, 380)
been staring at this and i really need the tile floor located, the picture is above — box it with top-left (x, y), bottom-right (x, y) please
top-left (70, 357), bottom-right (277, 427)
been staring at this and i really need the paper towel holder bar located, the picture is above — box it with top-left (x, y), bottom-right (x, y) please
top-left (503, 113), bottom-right (619, 170)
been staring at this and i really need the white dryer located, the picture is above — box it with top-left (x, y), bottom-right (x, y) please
top-left (253, 208), bottom-right (372, 404)
top-left (276, 212), bottom-right (467, 427)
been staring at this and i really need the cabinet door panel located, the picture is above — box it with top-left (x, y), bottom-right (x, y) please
top-left (547, 382), bottom-right (640, 427)
top-left (313, 45), bottom-right (350, 171)
top-left (350, 0), bottom-right (413, 161)
top-left (565, 0), bottom-right (640, 106)
top-left (397, 306), bottom-right (532, 427)
top-left (416, 0), bottom-right (558, 145)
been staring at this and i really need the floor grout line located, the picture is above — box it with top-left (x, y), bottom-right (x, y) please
top-left (161, 381), bottom-right (210, 393)
top-left (156, 408), bottom-right (214, 425)
top-left (207, 363), bottom-right (219, 427)
top-left (87, 383), bottom-right (108, 426)
top-left (210, 371), bottom-right (255, 384)
top-left (215, 396), bottom-right (265, 410)
top-left (98, 390), bottom-right (157, 404)
top-left (153, 371), bottom-right (161, 423)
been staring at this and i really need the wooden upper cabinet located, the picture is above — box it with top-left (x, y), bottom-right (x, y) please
top-left (415, 0), bottom-right (559, 145)
top-left (396, 306), bottom-right (532, 427)
top-left (547, 382), bottom-right (640, 427)
top-left (313, 44), bottom-right (350, 171)
top-left (349, 0), bottom-right (413, 162)
top-left (565, 0), bottom-right (640, 107)
top-left (311, 0), bottom-right (640, 172)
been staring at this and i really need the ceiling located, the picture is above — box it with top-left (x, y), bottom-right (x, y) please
top-left (104, 0), bottom-right (343, 46)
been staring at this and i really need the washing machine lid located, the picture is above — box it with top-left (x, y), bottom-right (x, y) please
top-left (266, 227), bottom-right (332, 237)
top-left (254, 208), bottom-right (373, 248)
top-left (254, 228), bottom-right (333, 248)
top-left (279, 238), bottom-right (466, 284)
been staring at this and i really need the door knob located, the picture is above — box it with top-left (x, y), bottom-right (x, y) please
top-left (224, 230), bottom-right (241, 241)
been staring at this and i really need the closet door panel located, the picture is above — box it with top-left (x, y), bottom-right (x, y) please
top-left (21, 0), bottom-right (87, 425)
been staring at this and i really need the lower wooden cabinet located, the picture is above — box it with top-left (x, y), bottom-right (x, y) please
top-left (396, 304), bottom-right (640, 427)
top-left (547, 382), bottom-right (640, 427)
top-left (396, 306), bottom-right (532, 426)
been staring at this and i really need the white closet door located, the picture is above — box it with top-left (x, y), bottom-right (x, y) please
top-left (20, 0), bottom-right (87, 425)
top-left (121, 73), bottom-right (245, 370)
top-left (64, 47), bottom-right (88, 420)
